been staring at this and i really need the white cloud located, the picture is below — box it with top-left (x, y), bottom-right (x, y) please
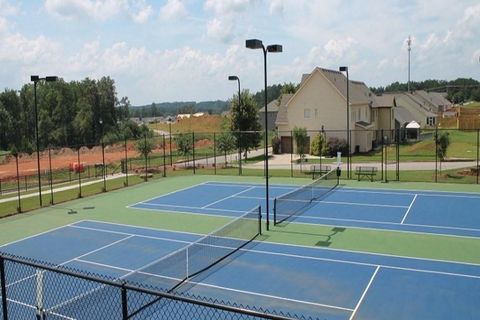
top-left (269, 0), bottom-right (284, 15)
top-left (204, 0), bottom-right (254, 15)
top-left (130, 0), bottom-right (152, 23)
top-left (323, 37), bottom-right (357, 58)
top-left (44, 0), bottom-right (127, 21)
top-left (0, 32), bottom-right (60, 63)
top-left (159, 0), bottom-right (187, 21)
top-left (0, 0), bottom-right (19, 16)
top-left (206, 18), bottom-right (234, 43)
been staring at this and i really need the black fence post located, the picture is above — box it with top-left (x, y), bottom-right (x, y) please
top-left (77, 147), bottom-right (82, 198)
top-left (477, 129), bottom-right (479, 185)
top-left (258, 206), bottom-right (262, 235)
top-left (396, 129), bottom-right (400, 181)
top-left (192, 132), bottom-right (196, 175)
top-left (213, 132), bottom-right (217, 175)
top-left (15, 155), bottom-right (21, 213)
top-left (435, 127), bottom-right (438, 183)
top-left (162, 134), bottom-right (166, 177)
top-left (144, 134), bottom-right (148, 182)
top-left (121, 282), bottom-right (128, 320)
top-left (101, 141), bottom-right (106, 192)
top-left (48, 148), bottom-right (54, 205)
top-left (381, 130), bottom-right (384, 181)
top-left (124, 135), bottom-right (128, 187)
top-left (1, 256), bottom-right (8, 320)
top-left (290, 131), bottom-right (293, 177)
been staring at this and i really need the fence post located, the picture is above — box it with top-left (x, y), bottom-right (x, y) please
top-left (258, 206), bottom-right (262, 235)
top-left (162, 134), bottom-right (166, 178)
top-left (396, 128), bottom-right (400, 181)
top-left (124, 135), bottom-right (128, 187)
top-left (15, 155), bottom-right (21, 213)
top-left (192, 132), bottom-right (196, 175)
top-left (143, 134), bottom-right (148, 181)
top-left (290, 131), bottom-right (293, 177)
top-left (121, 282), bottom-right (128, 320)
top-left (435, 127), bottom-right (438, 183)
top-left (77, 147), bottom-right (82, 198)
top-left (213, 133), bottom-right (217, 175)
top-left (48, 148), bottom-right (54, 205)
top-left (477, 129), bottom-right (479, 185)
top-left (101, 141), bottom-right (106, 192)
top-left (381, 130), bottom-right (384, 181)
top-left (1, 256), bottom-right (8, 320)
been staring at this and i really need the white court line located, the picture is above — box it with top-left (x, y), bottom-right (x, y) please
top-left (339, 186), bottom-right (480, 199)
top-left (135, 201), bottom-right (248, 214)
top-left (401, 194), bottom-right (418, 224)
top-left (127, 181), bottom-right (209, 208)
top-left (349, 266), bottom-right (380, 320)
top-left (66, 222), bottom-right (480, 280)
top-left (202, 186), bottom-right (256, 209)
top-left (75, 219), bottom-right (480, 268)
top-left (75, 258), bottom-right (354, 313)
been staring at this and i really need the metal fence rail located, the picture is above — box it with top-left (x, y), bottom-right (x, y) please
top-left (0, 254), bottom-right (306, 320)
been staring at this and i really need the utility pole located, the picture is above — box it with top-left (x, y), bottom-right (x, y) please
top-left (407, 35), bottom-right (412, 93)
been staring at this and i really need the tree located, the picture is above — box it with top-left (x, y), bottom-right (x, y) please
top-left (217, 132), bottom-right (236, 165)
top-left (175, 133), bottom-right (193, 166)
top-left (229, 90), bottom-right (261, 160)
top-left (310, 132), bottom-right (326, 157)
top-left (435, 131), bottom-right (450, 173)
top-left (293, 127), bottom-right (308, 171)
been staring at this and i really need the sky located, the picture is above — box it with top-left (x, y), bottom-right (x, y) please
top-left (0, 0), bottom-right (479, 106)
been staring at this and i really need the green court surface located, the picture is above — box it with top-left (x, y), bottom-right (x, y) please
top-left (0, 175), bottom-right (480, 265)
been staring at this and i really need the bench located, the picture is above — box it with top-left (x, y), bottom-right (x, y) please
top-left (355, 166), bottom-right (377, 181)
top-left (309, 164), bottom-right (331, 179)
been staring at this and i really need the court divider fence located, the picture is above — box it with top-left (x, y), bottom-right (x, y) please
top-left (0, 128), bottom-right (479, 218)
top-left (0, 253), bottom-right (303, 320)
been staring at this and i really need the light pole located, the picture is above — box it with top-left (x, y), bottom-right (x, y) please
top-left (339, 67), bottom-right (350, 179)
top-left (246, 39), bottom-right (282, 231)
top-left (31, 75), bottom-right (58, 207)
top-left (228, 75), bottom-right (242, 175)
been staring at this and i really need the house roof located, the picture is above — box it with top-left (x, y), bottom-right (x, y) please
top-left (394, 105), bottom-right (417, 126)
top-left (428, 91), bottom-right (452, 106)
top-left (374, 95), bottom-right (394, 108)
top-left (355, 121), bottom-right (374, 129)
top-left (272, 94), bottom-right (293, 124)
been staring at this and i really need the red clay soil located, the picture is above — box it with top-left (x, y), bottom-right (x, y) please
top-left (0, 139), bottom-right (213, 179)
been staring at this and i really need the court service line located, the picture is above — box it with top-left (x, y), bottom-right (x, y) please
top-left (202, 186), bottom-right (256, 209)
top-left (127, 181), bottom-right (209, 208)
top-left (339, 187), bottom-right (480, 199)
top-left (349, 266), bottom-right (380, 320)
top-left (401, 194), bottom-right (418, 224)
top-left (70, 224), bottom-right (480, 280)
top-left (76, 220), bottom-right (480, 268)
top-left (135, 201), bottom-right (249, 214)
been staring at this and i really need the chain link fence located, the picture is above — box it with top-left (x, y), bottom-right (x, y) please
top-left (0, 254), bottom-right (308, 320)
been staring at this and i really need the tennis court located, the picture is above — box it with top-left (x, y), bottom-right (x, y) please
top-left (130, 180), bottom-right (480, 238)
top-left (1, 220), bottom-right (479, 320)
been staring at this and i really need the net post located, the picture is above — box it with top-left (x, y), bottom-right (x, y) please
top-left (121, 281), bottom-right (128, 320)
top-left (0, 256), bottom-right (8, 320)
top-left (258, 206), bottom-right (262, 235)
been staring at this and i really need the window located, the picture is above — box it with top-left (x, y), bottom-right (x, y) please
top-left (304, 108), bottom-right (311, 118)
top-left (427, 117), bottom-right (436, 126)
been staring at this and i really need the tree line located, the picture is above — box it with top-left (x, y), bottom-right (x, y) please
top-left (0, 77), bottom-right (146, 153)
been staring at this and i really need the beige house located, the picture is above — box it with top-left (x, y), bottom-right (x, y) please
top-left (381, 92), bottom-right (438, 128)
top-left (276, 67), bottom-right (393, 154)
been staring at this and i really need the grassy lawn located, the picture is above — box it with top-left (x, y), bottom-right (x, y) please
top-left (461, 101), bottom-right (480, 109)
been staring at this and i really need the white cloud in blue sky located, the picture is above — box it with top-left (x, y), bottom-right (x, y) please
top-left (0, 0), bottom-right (479, 105)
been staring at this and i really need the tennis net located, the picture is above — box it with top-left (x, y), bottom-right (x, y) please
top-left (123, 206), bottom-right (261, 317)
top-left (274, 168), bottom-right (338, 225)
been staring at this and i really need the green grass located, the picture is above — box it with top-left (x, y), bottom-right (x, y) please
top-left (0, 175), bottom-right (479, 266)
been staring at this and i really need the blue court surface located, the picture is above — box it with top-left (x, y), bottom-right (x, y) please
top-left (130, 181), bottom-right (480, 238)
top-left (1, 220), bottom-right (480, 319)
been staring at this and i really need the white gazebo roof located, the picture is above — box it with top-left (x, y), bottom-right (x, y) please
top-left (406, 121), bottom-right (420, 129)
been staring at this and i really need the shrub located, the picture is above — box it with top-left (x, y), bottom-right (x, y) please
top-left (326, 137), bottom-right (348, 157)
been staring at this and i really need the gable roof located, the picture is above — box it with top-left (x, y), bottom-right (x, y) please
top-left (374, 95), bottom-right (395, 108)
top-left (265, 94), bottom-right (292, 125)
top-left (294, 67), bottom-right (377, 107)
